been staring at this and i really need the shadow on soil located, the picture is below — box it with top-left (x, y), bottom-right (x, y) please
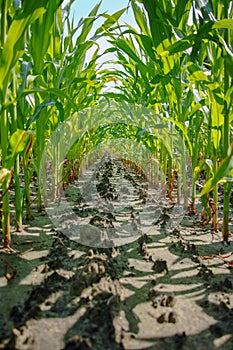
top-left (0, 213), bottom-right (233, 350)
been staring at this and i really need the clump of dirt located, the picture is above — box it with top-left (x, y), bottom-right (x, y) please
top-left (152, 259), bottom-right (169, 274)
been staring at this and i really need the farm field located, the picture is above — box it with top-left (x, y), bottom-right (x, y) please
top-left (0, 0), bottom-right (233, 349)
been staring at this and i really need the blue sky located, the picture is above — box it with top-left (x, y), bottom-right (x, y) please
top-left (71, 0), bottom-right (131, 22)
top-left (68, 0), bottom-right (136, 28)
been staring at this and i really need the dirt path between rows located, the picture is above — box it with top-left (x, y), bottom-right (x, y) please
top-left (0, 156), bottom-right (233, 350)
top-left (1, 212), bottom-right (233, 350)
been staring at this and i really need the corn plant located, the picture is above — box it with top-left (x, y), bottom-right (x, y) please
top-left (0, 0), bottom-right (51, 249)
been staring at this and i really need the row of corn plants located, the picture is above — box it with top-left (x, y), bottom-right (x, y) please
top-left (0, 0), bottom-right (232, 251)
top-left (98, 0), bottom-right (233, 240)
top-left (0, 0), bottom-right (124, 250)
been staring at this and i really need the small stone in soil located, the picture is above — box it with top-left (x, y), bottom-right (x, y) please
top-left (160, 293), bottom-right (175, 307)
top-left (157, 313), bottom-right (167, 323)
top-left (223, 277), bottom-right (233, 289)
top-left (148, 288), bottom-right (159, 300)
top-left (197, 264), bottom-right (213, 280)
top-left (153, 259), bottom-right (168, 273)
top-left (168, 311), bottom-right (177, 323)
top-left (157, 311), bottom-right (177, 323)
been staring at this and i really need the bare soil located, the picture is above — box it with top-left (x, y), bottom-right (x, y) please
top-left (0, 158), bottom-right (233, 350)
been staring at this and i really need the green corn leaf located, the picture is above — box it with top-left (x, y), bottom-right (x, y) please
top-left (190, 21), bottom-right (214, 60)
top-left (8, 129), bottom-right (29, 155)
top-left (131, 0), bottom-right (149, 35)
top-left (22, 88), bottom-right (78, 111)
top-left (166, 117), bottom-right (193, 156)
top-left (211, 95), bottom-right (224, 149)
top-left (225, 56), bottom-right (233, 78)
top-left (141, 0), bottom-right (172, 47)
top-left (225, 86), bottom-right (233, 108)
top-left (115, 39), bottom-right (141, 64)
top-left (76, 2), bottom-right (101, 46)
top-left (205, 159), bottom-right (214, 176)
top-left (95, 8), bottom-right (126, 35)
top-left (6, 129), bottom-right (32, 169)
top-left (115, 39), bottom-right (148, 78)
top-left (200, 143), bottom-right (233, 197)
top-left (168, 38), bottom-right (194, 55)
top-left (188, 62), bottom-right (209, 82)
top-left (103, 92), bottom-right (131, 102)
top-left (213, 19), bottom-right (233, 29)
top-left (0, 1), bottom-right (47, 90)
top-left (151, 74), bottom-right (171, 85)
top-left (175, 0), bottom-right (189, 27)
top-left (0, 168), bottom-right (11, 184)
top-left (30, 0), bottom-right (63, 74)
top-left (140, 35), bottom-right (156, 61)
top-left (217, 34), bottom-right (233, 56)
top-left (26, 99), bottom-right (56, 128)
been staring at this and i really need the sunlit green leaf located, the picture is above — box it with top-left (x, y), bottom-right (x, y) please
top-left (95, 8), bottom-right (126, 35)
top-left (213, 19), bottom-right (233, 29)
top-left (0, 2), bottom-right (47, 89)
top-left (0, 168), bottom-right (11, 183)
top-left (8, 129), bottom-right (29, 155)
top-left (200, 143), bottom-right (233, 197)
